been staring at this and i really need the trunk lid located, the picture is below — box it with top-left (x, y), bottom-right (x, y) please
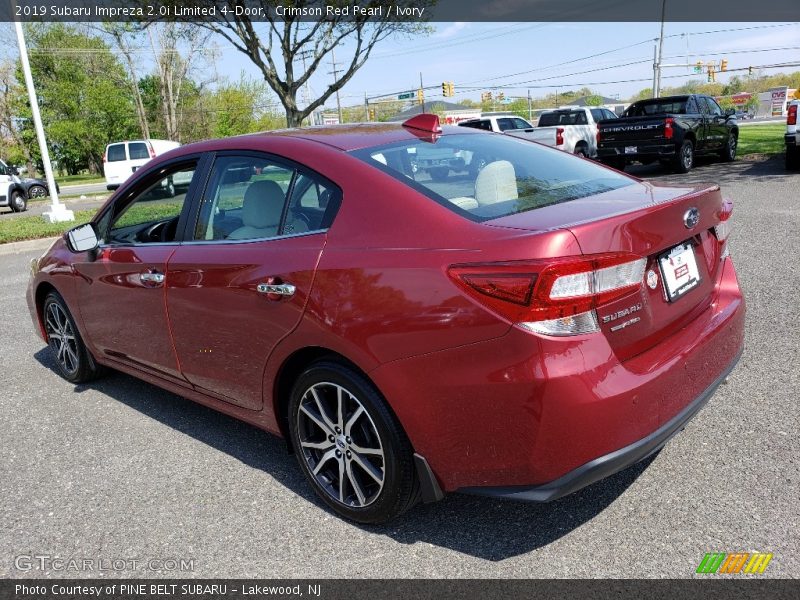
top-left (487, 181), bottom-right (727, 360)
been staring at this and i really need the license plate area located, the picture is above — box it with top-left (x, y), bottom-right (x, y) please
top-left (625, 146), bottom-right (638, 154)
top-left (658, 242), bottom-right (701, 302)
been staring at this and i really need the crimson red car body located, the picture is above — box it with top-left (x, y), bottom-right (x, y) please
top-left (26, 119), bottom-right (744, 518)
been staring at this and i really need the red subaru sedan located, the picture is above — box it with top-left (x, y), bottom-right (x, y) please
top-left (27, 114), bottom-right (744, 523)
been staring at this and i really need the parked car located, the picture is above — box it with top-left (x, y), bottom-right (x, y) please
top-left (458, 115), bottom-right (537, 138)
top-left (28, 114), bottom-right (744, 523)
top-left (103, 139), bottom-right (190, 192)
top-left (533, 107), bottom-right (618, 157)
top-left (785, 100), bottom-right (799, 170)
top-left (0, 159), bottom-right (29, 213)
top-left (597, 94), bottom-right (739, 173)
top-left (19, 175), bottom-right (60, 200)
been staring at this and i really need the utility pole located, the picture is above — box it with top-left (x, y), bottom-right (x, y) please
top-left (655, 0), bottom-right (667, 97)
top-left (14, 20), bottom-right (72, 223)
top-left (652, 42), bottom-right (659, 98)
top-left (527, 89), bottom-right (532, 121)
top-left (329, 48), bottom-right (343, 124)
top-left (298, 50), bottom-right (313, 126)
top-left (364, 92), bottom-right (369, 121)
top-left (419, 72), bottom-right (425, 113)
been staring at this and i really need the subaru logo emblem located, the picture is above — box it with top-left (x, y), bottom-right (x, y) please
top-left (684, 207), bottom-right (700, 229)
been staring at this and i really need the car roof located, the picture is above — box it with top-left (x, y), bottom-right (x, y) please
top-left (176, 123), bottom-right (483, 155)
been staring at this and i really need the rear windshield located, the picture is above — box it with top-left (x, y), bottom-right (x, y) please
top-left (624, 99), bottom-right (688, 116)
top-left (128, 142), bottom-right (150, 160)
top-left (106, 144), bottom-right (126, 162)
top-left (352, 133), bottom-right (634, 222)
top-left (538, 111), bottom-right (588, 126)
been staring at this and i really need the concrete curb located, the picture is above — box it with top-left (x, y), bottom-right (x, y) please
top-left (0, 236), bottom-right (58, 256)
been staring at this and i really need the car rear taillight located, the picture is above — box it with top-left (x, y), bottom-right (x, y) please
top-left (149, 144), bottom-right (156, 158)
top-left (788, 104), bottom-right (798, 126)
top-left (102, 152), bottom-right (107, 163)
top-left (556, 127), bottom-right (564, 146)
top-left (714, 199), bottom-right (734, 259)
top-left (449, 254), bottom-right (646, 336)
top-left (664, 117), bottom-right (674, 140)
top-left (596, 128), bottom-right (601, 144)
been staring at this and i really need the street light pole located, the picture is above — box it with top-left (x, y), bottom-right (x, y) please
top-left (655, 0), bottom-right (667, 97)
top-left (14, 19), bottom-right (73, 223)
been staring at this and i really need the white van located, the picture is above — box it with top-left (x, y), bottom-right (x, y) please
top-left (103, 139), bottom-right (181, 190)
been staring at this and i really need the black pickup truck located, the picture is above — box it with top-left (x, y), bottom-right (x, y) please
top-left (596, 94), bottom-right (739, 173)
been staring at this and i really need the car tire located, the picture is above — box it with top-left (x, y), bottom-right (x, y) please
top-left (573, 144), bottom-right (588, 158)
top-left (673, 140), bottom-right (694, 173)
top-left (10, 190), bottom-right (27, 212)
top-left (786, 147), bottom-right (800, 171)
top-left (720, 133), bottom-right (737, 162)
top-left (164, 180), bottom-right (176, 198)
top-left (288, 360), bottom-right (419, 524)
top-left (429, 167), bottom-right (449, 182)
top-left (42, 292), bottom-right (105, 384)
top-left (28, 184), bottom-right (48, 199)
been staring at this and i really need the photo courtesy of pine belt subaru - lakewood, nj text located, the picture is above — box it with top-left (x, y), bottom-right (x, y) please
top-left (27, 114), bottom-right (744, 524)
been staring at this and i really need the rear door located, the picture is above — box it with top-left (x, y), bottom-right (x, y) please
top-left (103, 143), bottom-right (128, 187)
top-left (165, 152), bottom-right (339, 410)
top-left (700, 96), bottom-right (728, 150)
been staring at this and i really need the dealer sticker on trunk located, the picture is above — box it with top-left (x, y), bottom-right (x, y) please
top-left (658, 242), bottom-right (701, 302)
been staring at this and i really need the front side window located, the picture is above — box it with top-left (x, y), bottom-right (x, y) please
top-left (105, 164), bottom-right (196, 244)
top-left (704, 97), bottom-right (723, 116)
top-left (353, 133), bottom-right (634, 222)
top-left (512, 118), bottom-right (532, 129)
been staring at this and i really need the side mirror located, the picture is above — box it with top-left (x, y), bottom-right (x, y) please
top-left (9, 167), bottom-right (19, 176)
top-left (66, 223), bottom-right (99, 253)
top-left (725, 108), bottom-right (736, 117)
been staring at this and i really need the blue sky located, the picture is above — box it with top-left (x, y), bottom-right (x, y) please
top-left (211, 21), bottom-right (799, 109)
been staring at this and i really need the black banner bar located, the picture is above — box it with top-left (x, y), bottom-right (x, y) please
top-left (1, 0), bottom-right (799, 23)
top-left (1, 580), bottom-right (799, 600)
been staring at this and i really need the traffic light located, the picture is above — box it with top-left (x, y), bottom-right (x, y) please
top-left (497, 92), bottom-right (505, 101)
top-left (720, 59), bottom-right (728, 72)
top-left (416, 88), bottom-right (424, 104)
top-left (748, 66), bottom-right (753, 75)
top-left (707, 65), bottom-right (716, 82)
top-left (481, 91), bottom-right (492, 102)
top-left (694, 60), bottom-right (703, 74)
top-left (441, 82), bottom-right (455, 97)
top-left (448, 82), bottom-right (455, 97)
top-left (369, 108), bottom-right (376, 121)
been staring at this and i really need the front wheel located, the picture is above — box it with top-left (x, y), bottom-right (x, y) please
top-left (288, 361), bottom-right (419, 524)
top-left (10, 191), bottom-right (27, 212)
top-left (720, 133), bottom-right (737, 162)
top-left (673, 140), bottom-right (694, 173)
top-left (42, 292), bottom-right (104, 383)
top-left (28, 184), bottom-right (48, 199)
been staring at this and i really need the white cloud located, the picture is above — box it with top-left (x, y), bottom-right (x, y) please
top-left (436, 22), bottom-right (469, 39)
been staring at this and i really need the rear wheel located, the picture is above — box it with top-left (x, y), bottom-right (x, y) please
top-left (786, 147), bottom-right (800, 171)
top-left (288, 361), bottom-right (419, 524)
top-left (10, 191), bottom-right (27, 212)
top-left (573, 144), bottom-right (588, 158)
top-left (42, 292), bottom-right (104, 384)
top-left (28, 184), bottom-right (47, 199)
top-left (673, 140), bottom-right (694, 173)
top-left (720, 133), bottom-right (737, 162)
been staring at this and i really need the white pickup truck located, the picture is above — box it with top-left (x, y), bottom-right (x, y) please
top-left (530, 107), bottom-right (618, 157)
top-left (786, 99), bottom-right (799, 170)
top-left (457, 115), bottom-right (539, 141)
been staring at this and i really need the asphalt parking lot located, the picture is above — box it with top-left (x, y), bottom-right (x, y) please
top-left (0, 156), bottom-right (797, 578)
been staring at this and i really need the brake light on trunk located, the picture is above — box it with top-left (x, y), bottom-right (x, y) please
top-left (788, 104), bottom-right (798, 126)
top-left (449, 254), bottom-right (646, 336)
top-left (664, 117), bottom-right (674, 140)
top-left (149, 144), bottom-right (156, 158)
top-left (596, 128), bottom-right (601, 144)
top-left (556, 127), bottom-right (564, 146)
top-left (714, 198), bottom-right (734, 259)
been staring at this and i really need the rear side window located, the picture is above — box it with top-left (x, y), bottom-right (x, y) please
top-left (107, 144), bottom-right (126, 162)
top-left (352, 133), bottom-right (634, 222)
top-left (128, 142), bottom-right (150, 160)
top-left (459, 120), bottom-right (492, 131)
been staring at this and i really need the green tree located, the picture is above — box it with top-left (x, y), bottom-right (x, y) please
top-left (21, 24), bottom-right (137, 174)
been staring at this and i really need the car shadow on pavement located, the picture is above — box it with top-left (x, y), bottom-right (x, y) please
top-left (34, 348), bottom-right (658, 562)
top-left (629, 154), bottom-right (791, 186)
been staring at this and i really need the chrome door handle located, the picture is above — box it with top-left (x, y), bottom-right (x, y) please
top-left (140, 271), bottom-right (165, 285)
top-left (257, 282), bottom-right (296, 297)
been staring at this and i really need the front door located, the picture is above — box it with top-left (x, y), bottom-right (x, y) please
top-left (166, 153), bottom-right (337, 410)
top-left (74, 160), bottom-right (201, 382)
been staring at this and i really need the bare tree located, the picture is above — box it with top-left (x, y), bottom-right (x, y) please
top-left (200, 1), bottom-right (430, 127)
top-left (101, 24), bottom-right (151, 140)
top-left (147, 23), bottom-right (211, 141)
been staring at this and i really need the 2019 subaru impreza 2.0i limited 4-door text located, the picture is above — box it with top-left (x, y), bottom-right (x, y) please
top-left (27, 114), bottom-right (744, 523)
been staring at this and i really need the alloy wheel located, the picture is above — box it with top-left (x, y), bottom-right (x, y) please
top-left (45, 302), bottom-right (79, 375)
top-left (682, 143), bottom-right (693, 170)
top-left (728, 136), bottom-right (737, 159)
top-left (29, 185), bottom-right (47, 198)
top-left (296, 382), bottom-right (385, 508)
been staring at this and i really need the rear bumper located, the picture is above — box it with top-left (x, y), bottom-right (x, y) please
top-left (370, 256), bottom-right (745, 493)
top-left (459, 347), bottom-right (741, 502)
top-left (785, 134), bottom-right (798, 148)
top-left (598, 143), bottom-right (676, 160)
